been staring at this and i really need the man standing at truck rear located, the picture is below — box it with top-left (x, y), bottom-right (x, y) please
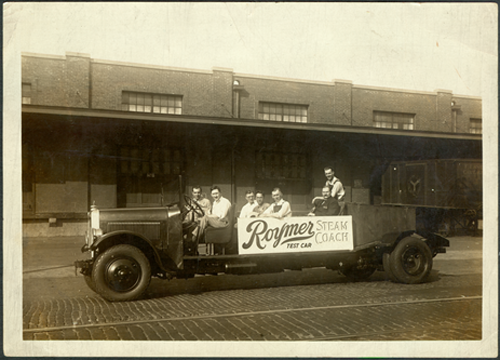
top-left (324, 166), bottom-right (345, 201)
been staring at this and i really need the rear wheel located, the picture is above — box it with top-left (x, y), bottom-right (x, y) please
top-left (339, 265), bottom-right (376, 281)
top-left (93, 244), bottom-right (151, 302)
top-left (389, 237), bottom-right (433, 284)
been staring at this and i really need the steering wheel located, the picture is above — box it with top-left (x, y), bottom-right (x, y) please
top-left (183, 195), bottom-right (205, 218)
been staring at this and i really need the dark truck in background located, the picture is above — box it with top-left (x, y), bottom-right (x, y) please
top-left (382, 159), bottom-right (482, 236)
top-left (75, 178), bottom-right (449, 302)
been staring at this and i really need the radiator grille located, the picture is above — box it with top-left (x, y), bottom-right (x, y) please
top-left (107, 222), bottom-right (161, 240)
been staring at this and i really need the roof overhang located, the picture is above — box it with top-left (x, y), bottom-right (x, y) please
top-left (22, 105), bottom-right (482, 141)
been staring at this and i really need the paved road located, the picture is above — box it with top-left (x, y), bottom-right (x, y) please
top-left (23, 236), bottom-right (483, 341)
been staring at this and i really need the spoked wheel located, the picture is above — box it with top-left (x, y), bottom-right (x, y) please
top-left (92, 244), bottom-right (151, 302)
top-left (339, 265), bottom-right (376, 281)
top-left (389, 236), bottom-right (433, 284)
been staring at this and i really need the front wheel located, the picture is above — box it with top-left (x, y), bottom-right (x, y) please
top-left (84, 274), bottom-right (97, 293)
top-left (389, 236), bottom-right (433, 284)
top-left (93, 245), bottom-right (151, 302)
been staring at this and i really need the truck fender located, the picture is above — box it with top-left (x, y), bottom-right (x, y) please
top-left (380, 230), bottom-right (417, 250)
top-left (416, 230), bottom-right (450, 251)
top-left (90, 230), bottom-right (172, 273)
top-left (387, 230), bottom-right (449, 254)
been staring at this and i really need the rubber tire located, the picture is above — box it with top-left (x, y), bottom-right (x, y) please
top-left (383, 253), bottom-right (397, 282)
top-left (389, 237), bottom-right (433, 284)
top-left (93, 244), bottom-right (151, 302)
top-left (339, 266), bottom-right (376, 281)
top-left (84, 273), bottom-right (97, 293)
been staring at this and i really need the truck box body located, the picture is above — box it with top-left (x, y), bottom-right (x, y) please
top-left (382, 159), bottom-right (482, 211)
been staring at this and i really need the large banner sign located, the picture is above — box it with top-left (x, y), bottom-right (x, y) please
top-left (237, 216), bottom-right (353, 255)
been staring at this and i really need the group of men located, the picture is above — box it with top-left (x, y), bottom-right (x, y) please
top-left (236, 166), bottom-right (345, 219)
top-left (184, 166), bottom-right (345, 243)
top-left (239, 188), bottom-right (292, 219)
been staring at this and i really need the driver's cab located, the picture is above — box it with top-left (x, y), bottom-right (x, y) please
top-left (181, 194), bottom-right (205, 255)
top-left (180, 193), bottom-right (236, 256)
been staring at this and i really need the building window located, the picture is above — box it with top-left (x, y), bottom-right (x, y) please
top-left (22, 83), bottom-right (31, 104)
top-left (470, 118), bottom-right (482, 134)
top-left (121, 92), bottom-right (182, 115)
top-left (374, 111), bottom-right (415, 130)
top-left (258, 102), bottom-right (308, 123)
top-left (255, 152), bottom-right (307, 179)
top-left (117, 146), bottom-right (184, 208)
top-left (119, 146), bottom-right (183, 176)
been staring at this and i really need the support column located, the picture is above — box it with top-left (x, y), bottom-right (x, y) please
top-left (333, 79), bottom-right (353, 126)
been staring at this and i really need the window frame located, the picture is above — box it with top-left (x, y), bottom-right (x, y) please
top-left (118, 145), bottom-right (184, 176)
top-left (469, 118), bottom-right (482, 134)
top-left (373, 111), bottom-right (415, 130)
top-left (121, 91), bottom-right (183, 115)
top-left (258, 102), bottom-right (308, 123)
top-left (22, 83), bottom-right (32, 105)
top-left (255, 151), bottom-right (309, 180)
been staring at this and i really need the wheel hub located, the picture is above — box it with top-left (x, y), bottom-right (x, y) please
top-left (402, 248), bottom-right (424, 275)
top-left (105, 257), bottom-right (141, 292)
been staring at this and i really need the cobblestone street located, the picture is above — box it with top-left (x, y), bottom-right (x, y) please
top-left (24, 295), bottom-right (480, 341)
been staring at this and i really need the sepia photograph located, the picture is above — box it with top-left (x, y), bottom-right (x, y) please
top-left (4, 2), bottom-right (498, 357)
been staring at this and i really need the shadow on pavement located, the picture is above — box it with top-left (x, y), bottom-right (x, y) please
top-left (144, 268), bottom-right (394, 300)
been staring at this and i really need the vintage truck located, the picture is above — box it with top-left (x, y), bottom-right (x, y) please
top-left (75, 193), bottom-right (449, 302)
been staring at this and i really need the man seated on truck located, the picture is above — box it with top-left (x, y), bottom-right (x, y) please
top-left (195, 185), bottom-right (232, 239)
top-left (261, 188), bottom-right (292, 218)
top-left (189, 186), bottom-right (212, 220)
top-left (239, 190), bottom-right (257, 219)
top-left (249, 190), bottom-right (270, 217)
top-left (308, 186), bottom-right (341, 216)
top-left (183, 186), bottom-right (213, 252)
top-left (234, 190), bottom-right (258, 229)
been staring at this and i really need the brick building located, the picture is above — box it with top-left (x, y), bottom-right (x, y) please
top-left (22, 52), bottom-right (482, 237)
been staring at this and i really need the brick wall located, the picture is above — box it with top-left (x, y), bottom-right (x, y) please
top-left (22, 53), bottom-right (482, 134)
top-left (333, 80), bottom-right (352, 126)
top-left (212, 68), bottom-right (234, 118)
top-left (22, 53), bottom-right (90, 108)
top-left (454, 96), bottom-right (482, 134)
top-left (236, 75), bottom-right (335, 124)
top-left (352, 87), bottom-right (437, 130)
top-left (435, 90), bottom-right (453, 132)
top-left (91, 62), bottom-right (222, 116)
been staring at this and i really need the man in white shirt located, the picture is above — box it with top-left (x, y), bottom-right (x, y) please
top-left (239, 190), bottom-right (256, 219)
top-left (324, 166), bottom-right (345, 201)
top-left (197, 186), bottom-right (232, 235)
top-left (261, 188), bottom-right (292, 218)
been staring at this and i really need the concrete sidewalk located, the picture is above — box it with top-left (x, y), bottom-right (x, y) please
top-left (22, 235), bottom-right (483, 279)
